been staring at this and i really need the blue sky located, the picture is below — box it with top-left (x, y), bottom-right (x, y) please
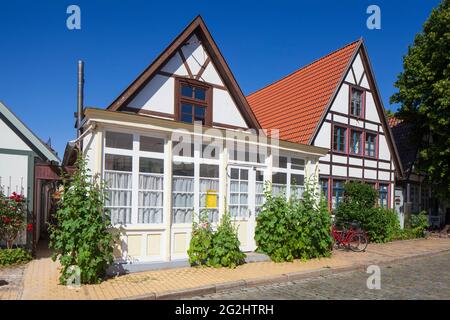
top-left (0, 0), bottom-right (441, 157)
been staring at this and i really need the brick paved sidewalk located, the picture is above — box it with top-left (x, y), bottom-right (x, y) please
top-left (0, 264), bottom-right (27, 300)
top-left (16, 238), bottom-right (450, 300)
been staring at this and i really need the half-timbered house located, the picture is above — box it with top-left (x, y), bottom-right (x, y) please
top-left (248, 40), bottom-right (403, 212)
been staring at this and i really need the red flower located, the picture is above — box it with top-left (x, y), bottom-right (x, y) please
top-left (2, 216), bottom-right (11, 224)
top-left (9, 192), bottom-right (24, 202)
top-left (27, 223), bottom-right (33, 232)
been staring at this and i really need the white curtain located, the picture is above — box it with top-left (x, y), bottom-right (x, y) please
top-left (272, 184), bottom-right (286, 196)
top-left (229, 180), bottom-right (249, 218)
top-left (290, 185), bottom-right (305, 199)
top-left (138, 174), bottom-right (164, 223)
top-left (255, 181), bottom-right (265, 216)
top-left (172, 176), bottom-right (194, 223)
top-left (105, 171), bottom-right (132, 225)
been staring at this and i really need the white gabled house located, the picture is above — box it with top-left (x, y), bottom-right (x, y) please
top-left (0, 101), bottom-right (60, 248)
top-left (248, 40), bottom-right (403, 213)
top-left (69, 16), bottom-right (328, 265)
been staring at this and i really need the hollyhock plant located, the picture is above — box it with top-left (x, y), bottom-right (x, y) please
top-left (0, 192), bottom-right (27, 249)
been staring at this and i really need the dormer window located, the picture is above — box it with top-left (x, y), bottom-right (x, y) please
top-left (176, 79), bottom-right (211, 126)
top-left (350, 88), bottom-right (363, 117)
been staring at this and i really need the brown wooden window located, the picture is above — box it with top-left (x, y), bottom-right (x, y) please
top-left (176, 79), bottom-right (211, 125)
top-left (350, 87), bottom-right (363, 117)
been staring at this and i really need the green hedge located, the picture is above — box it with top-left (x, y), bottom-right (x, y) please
top-left (0, 248), bottom-right (32, 266)
top-left (254, 183), bottom-right (332, 262)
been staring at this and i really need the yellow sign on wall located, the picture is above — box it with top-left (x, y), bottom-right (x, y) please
top-left (205, 190), bottom-right (217, 208)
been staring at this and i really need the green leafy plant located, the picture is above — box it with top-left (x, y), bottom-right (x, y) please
top-left (255, 181), bottom-right (332, 262)
top-left (397, 211), bottom-right (429, 239)
top-left (0, 248), bottom-right (32, 266)
top-left (335, 182), bottom-right (401, 243)
top-left (208, 212), bottom-right (245, 268)
top-left (0, 192), bottom-right (27, 249)
top-left (49, 155), bottom-right (116, 285)
top-left (187, 212), bottom-right (213, 267)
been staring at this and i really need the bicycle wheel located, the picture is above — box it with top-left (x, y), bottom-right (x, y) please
top-left (349, 233), bottom-right (368, 252)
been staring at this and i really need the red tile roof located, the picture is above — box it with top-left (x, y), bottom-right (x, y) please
top-left (247, 40), bottom-right (361, 144)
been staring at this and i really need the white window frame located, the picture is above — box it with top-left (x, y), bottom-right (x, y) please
top-left (103, 128), bottom-right (168, 228)
top-left (272, 154), bottom-right (306, 200)
top-left (172, 137), bottom-right (221, 226)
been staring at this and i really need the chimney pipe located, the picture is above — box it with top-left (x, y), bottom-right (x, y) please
top-left (77, 60), bottom-right (84, 141)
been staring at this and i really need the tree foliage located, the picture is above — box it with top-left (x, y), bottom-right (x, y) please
top-left (390, 0), bottom-right (450, 197)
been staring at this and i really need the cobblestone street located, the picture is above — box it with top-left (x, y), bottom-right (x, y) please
top-left (191, 252), bottom-right (450, 300)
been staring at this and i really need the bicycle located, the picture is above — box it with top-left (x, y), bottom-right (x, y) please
top-left (331, 221), bottom-right (368, 252)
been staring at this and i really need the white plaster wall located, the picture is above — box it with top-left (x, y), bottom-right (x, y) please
top-left (318, 163), bottom-right (329, 175)
top-left (0, 153), bottom-right (28, 196)
top-left (344, 70), bottom-right (356, 84)
top-left (365, 159), bottom-right (377, 168)
top-left (200, 62), bottom-right (224, 86)
top-left (161, 52), bottom-right (189, 76)
top-left (365, 169), bottom-right (376, 179)
top-left (127, 75), bottom-right (174, 115)
top-left (349, 167), bottom-right (363, 178)
top-left (360, 74), bottom-right (370, 89)
top-left (181, 34), bottom-right (208, 76)
top-left (350, 118), bottom-right (364, 128)
top-left (0, 118), bottom-right (31, 151)
top-left (349, 157), bottom-right (362, 166)
top-left (379, 135), bottom-right (390, 161)
top-left (333, 114), bottom-right (347, 125)
top-left (332, 165), bottom-right (347, 177)
top-left (378, 171), bottom-right (390, 181)
top-left (82, 131), bottom-right (98, 175)
top-left (314, 122), bottom-right (331, 148)
top-left (330, 83), bottom-right (349, 114)
top-left (365, 92), bottom-right (380, 123)
top-left (333, 155), bottom-right (347, 164)
top-left (212, 88), bottom-right (248, 128)
top-left (379, 162), bottom-right (390, 170)
top-left (352, 54), bottom-right (364, 83)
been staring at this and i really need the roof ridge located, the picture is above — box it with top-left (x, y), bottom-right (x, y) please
top-left (247, 39), bottom-right (361, 98)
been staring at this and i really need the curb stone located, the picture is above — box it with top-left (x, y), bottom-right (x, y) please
top-left (117, 247), bottom-right (450, 300)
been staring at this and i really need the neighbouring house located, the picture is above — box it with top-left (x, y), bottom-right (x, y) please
top-left (64, 16), bottom-right (328, 265)
top-left (0, 101), bottom-right (61, 250)
top-left (247, 39), bottom-right (403, 215)
top-left (389, 117), bottom-right (449, 229)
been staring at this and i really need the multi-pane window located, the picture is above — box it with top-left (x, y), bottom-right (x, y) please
top-left (379, 184), bottom-right (388, 208)
top-left (365, 133), bottom-right (377, 157)
top-left (229, 168), bottom-right (249, 218)
top-left (199, 164), bottom-right (219, 223)
top-left (350, 130), bottom-right (362, 155)
top-left (332, 180), bottom-right (345, 210)
top-left (350, 88), bottom-right (363, 117)
top-left (178, 80), bottom-right (210, 125)
top-left (255, 170), bottom-right (265, 216)
top-left (333, 126), bottom-right (347, 152)
top-left (272, 172), bottom-right (287, 196)
top-left (320, 179), bottom-right (329, 203)
top-left (104, 154), bottom-right (133, 225)
top-left (138, 158), bottom-right (164, 223)
top-left (172, 163), bottom-right (195, 223)
top-left (290, 174), bottom-right (305, 199)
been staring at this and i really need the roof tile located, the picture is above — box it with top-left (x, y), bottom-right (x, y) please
top-left (247, 40), bottom-right (360, 144)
